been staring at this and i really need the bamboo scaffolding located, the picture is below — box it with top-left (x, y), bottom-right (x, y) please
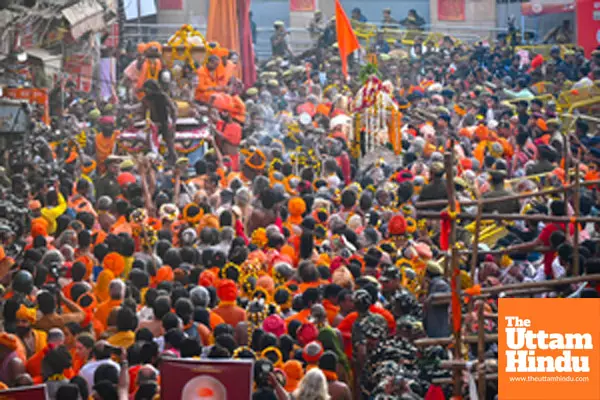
top-left (477, 305), bottom-right (486, 399)
top-left (470, 197), bottom-right (483, 281)
top-left (414, 334), bottom-right (499, 347)
top-left (416, 153), bottom-right (597, 398)
top-left (573, 149), bottom-right (582, 275)
top-left (414, 179), bottom-right (600, 209)
top-left (445, 147), bottom-right (463, 397)
top-left (416, 211), bottom-right (600, 223)
top-left (429, 274), bottom-right (600, 304)
top-left (433, 374), bottom-right (498, 386)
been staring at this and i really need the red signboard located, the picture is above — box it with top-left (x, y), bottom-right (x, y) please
top-left (3, 87), bottom-right (50, 125)
top-left (521, 0), bottom-right (575, 16)
top-left (103, 23), bottom-right (120, 48)
top-left (290, 0), bottom-right (316, 12)
top-left (63, 54), bottom-right (93, 92)
top-left (438, 0), bottom-right (466, 21)
top-left (159, 0), bottom-right (183, 10)
top-left (160, 358), bottom-right (253, 399)
top-left (576, 0), bottom-right (600, 56)
top-left (0, 384), bottom-right (47, 399)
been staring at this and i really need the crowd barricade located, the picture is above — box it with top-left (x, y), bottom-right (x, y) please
top-left (560, 97), bottom-right (600, 129)
top-left (500, 93), bottom-right (555, 111)
top-left (514, 44), bottom-right (579, 59)
top-left (556, 83), bottom-right (600, 112)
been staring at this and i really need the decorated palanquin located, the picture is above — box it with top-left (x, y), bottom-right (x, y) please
top-left (163, 24), bottom-right (209, 92)
top-left (351, 76), bottom-right (403, 157)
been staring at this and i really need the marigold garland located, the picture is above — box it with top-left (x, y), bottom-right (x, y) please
top-left (251, 228), bottom-right (268, 248)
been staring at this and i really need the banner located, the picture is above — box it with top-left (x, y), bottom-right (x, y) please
top-left (290, 0), bottom-right (316, 12)
top-left (521, 0), bottom-right (575, 16)
top-left (2, 87), bottom-right (50, 125)
top-left (576, 0), bottom-right (600, 56)
top-left (438, 0), bottom-right (465, 21)
top-left (0, 384), bottom-right (47, 399)
top-left (160, 358), bottom-right (253, 399)
top-left (499, 298), bottom-right (600, 400)
top-left (63, 53), bottom-right (93, 92)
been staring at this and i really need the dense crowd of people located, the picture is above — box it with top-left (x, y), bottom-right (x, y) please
top-left (1, 6), bottom-right (599, 400)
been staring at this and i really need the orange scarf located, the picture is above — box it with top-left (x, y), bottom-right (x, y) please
top-left (323, 370), bottom-right (338, 382)
top-left (136, 59), bottom-right (162, 89)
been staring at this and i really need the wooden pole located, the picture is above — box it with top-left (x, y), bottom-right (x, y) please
top-left (458, 246), bottom-right (551, 256)
top-left (414, 179), bottom-right (600, 209)
top-left (433, 374), bottom-right (498, 386)
top-left (416, 211), bottom-right (600, 223)
top-left (444, 148), bottom-right (463, 398)
top-left (477, 304), bottom-right (487, 400)
top-left (414, 334), bottom-right (499, 347)
top-left (470, 197), bottom-right (483, 282)
top-left (563, 133), bottom-right (571, 235)
top-left (429, 273), bottom-right (600, 304)
top-left (573, 149), bottom-right (582, 275)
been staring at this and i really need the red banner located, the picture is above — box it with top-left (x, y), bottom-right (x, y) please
top-left (3, 87), bottom-right (50, 124)
top-left (521, 0), bottom-right (575, 16)
top-left (63, 54), bottom-right (93, 92)
top-left (0, 384), bottom-right (47, 399)
top-left (576, 0), bottom-right (600, 56)
top-left (159, 0), bottom-right (183, 10)
top-left (290, 0), bottom-right (315, 12)
top-left (160, 358), bottom-right (253, 399)
top-left (438, 0), bottom-right (465, 21)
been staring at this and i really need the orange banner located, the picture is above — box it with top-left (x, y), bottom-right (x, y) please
top-left (438, 0), bottom-right (465, 21)
top-left (290, 0), bottom-right (315, 12)
top-left (2, 87), bottom-right (50, 125)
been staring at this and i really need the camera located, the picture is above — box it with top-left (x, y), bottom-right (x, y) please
top-left (254, 359), bottom-right (273, 388)
top-left (48, 262), bottom-right (66, 280)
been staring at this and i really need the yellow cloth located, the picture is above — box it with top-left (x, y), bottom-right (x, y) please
top-left (31, 329), bottom-right (47, 355)
top-left (94, 269), bottom-right (115, 303)
top-left (16, 304), bottom-right (37, 324)
top-left (123, 256), bottom-right (134, 280)
top-left (107, 330), bottom-right (136, 349)
top-left (40, 193), bottom-right (67, 234)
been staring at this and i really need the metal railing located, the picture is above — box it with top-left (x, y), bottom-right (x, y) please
top-left (116, 22), bottom-right (556, 60)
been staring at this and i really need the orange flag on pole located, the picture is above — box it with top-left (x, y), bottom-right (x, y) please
top-left (335, 0), bottom-right (360, 78)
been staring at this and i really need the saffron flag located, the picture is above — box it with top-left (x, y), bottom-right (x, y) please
top-left (335, 0), bottom-right (360, 77)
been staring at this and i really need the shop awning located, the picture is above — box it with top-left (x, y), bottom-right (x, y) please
top-left (26, 48), bottom-right (62, 77)
top-left (62, 0), bottom-right (106, 39)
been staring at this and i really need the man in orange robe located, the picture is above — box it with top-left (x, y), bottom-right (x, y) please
top-left (213, 280), bottom-right (246, 328)
top-left (95, 279), bottom-right (125, 329)
top-left (194, 55), bottom-right (227, 104)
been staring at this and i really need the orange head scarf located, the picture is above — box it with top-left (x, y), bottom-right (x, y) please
top-left (103, 252), bottom-right (125, 277)
top-left (216, 279), bottom-right (238, 302)
top-left (16, 304), bottom-right (36, 324)
top-left (154, 266), bottom-right (175, 286)
top-left (31, 218), bottom-right (48, 238)
top-left (287, 197), bottom-right (306, 226)
top-left (94, 269), bottom-right (115, 303)
top-left (283, 360), bottom-right (304, 392)
top-left (199, 270), bottom-right (218, 287)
